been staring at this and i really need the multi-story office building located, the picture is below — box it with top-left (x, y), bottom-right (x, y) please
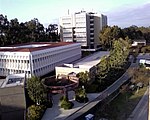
top-left (0, 42), bottom-right (81, 78)
top-left (59, 11), bottom-right (107, 51)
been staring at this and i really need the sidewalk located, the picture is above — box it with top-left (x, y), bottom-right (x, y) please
top-left (127, 88), bottom-right (149, 120)
top-left (42, 91), bottom-right (100, 120)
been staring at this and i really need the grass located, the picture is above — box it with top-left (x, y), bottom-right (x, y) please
top-left (94, 86), bottom-right (147, 120)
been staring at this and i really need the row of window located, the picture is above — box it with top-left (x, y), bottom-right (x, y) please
top-left (33, 54), bottom-right (81, 76)
top-left (32, 45), bottom-right (78, 59)
top-left (0, 55), bottom-right (29, 59)
top-left (32, 48), bottom-right (80, 69)
top-left (0, 68), bottom-right (30, 75)
top-left (0, 59), bottom-right (29, 63)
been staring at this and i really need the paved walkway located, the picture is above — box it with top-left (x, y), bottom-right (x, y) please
top-left (42, 91), bottom-right (100, 120)
top-left (127, 88), bottom-right (148, 120)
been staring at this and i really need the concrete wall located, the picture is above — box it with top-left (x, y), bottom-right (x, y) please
top-left (55, 66), bottom-right (89, 77)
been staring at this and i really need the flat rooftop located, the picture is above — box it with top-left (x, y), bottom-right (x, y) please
top-left (74, 51), bottom-right (109, 67)
top-left (58, 51), bottom-right (109, 68)
top-left (0, 42), bottom-right (75, 52)
top-left (1, 74), bottom-right (25, 88)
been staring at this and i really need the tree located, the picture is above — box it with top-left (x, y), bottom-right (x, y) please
top-left (0, 14), bottom-right (9, 46)
top-left (122, 25), bottom-right (143, 40)
top-left (99, 26), bottom-right (124, 49)
top-left (109, 38), bottom-right (130, 68)
top-left (25, 18), bottom-right (45, 42)
top-left (27, 105), bottom-right (46, 120)
top-left (27, 76), bottom-right (46, 105)
top-left (97, 56), bottom-right (110, 81)
top-left (46, 24), bottom-right (59, 42)
top-left (76, 71), bottom-right (89, 87)
top-left (128, 67), bottom-right (149, 86)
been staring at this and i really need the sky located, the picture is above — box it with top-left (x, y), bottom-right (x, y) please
top-left (0, 0), bottom-right (150, 27)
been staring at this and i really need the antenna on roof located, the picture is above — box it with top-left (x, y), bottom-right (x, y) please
top-left (81, 8), bottom-right (85, 12)
top-left (68, 9), bottom-right (69, 15)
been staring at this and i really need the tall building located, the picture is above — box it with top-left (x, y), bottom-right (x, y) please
top-left (59, 11), bottom-right (107, 51)
top-left (0, 42), bottom-right (81, 78)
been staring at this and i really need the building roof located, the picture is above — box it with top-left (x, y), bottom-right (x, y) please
top-left (74, 51), bottom-right (109, 67)
top-left (57, 51), bottom-right (109, 69)
top-left (1, 74), bottom-right (25, 88)
top-left (0, 42), bottom-right (75, 52)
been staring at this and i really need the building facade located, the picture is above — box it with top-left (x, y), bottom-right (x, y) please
top-left (0, 42), bottom-right (81, 78)
top-left (59, 11), bottom-right (107, 51)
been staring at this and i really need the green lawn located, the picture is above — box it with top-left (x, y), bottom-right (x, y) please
top-left (94, 86), bottom-right (147, 120)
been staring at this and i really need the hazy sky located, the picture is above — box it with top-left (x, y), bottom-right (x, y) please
top-left (0, 0), bottom-right (150, 27)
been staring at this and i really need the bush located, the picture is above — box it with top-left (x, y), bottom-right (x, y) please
top-left (75, 96), bottom-right (89, 103)
top-left (75, 88), bottom-right (89, 103)
top-left (27, 105), bottom-right (46, 120)
top-left (59, 96), bottom-right (74, 110)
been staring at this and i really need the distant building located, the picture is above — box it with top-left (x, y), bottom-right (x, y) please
top-left (0, 74), bottom-right (26, 120)
top-left (0, 42), bottom-right (81, 78)
top-left (139, 59), bottom-right (150, 69)
top-left (59, 11), bottom-right (107, 51)
top-left (132, 39), bottom-right (146, 46)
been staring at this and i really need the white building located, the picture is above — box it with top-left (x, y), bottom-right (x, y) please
top-left (0, 42), bottom-right (81, 78)
top-left (139, 59), bottom-right (150, 69)
top-left (59, 11), bottom-right (107, 51)
top-left (55, 51), bottom-right (109, 79)
top-left (132, 39), bottom-right (146, 46)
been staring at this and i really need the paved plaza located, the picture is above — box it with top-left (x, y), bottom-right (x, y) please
top-left (42, 91), bottom-right (100, 120)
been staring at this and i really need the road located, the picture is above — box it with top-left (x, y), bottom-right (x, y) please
top-left (127, 89), bottom-right (148, 120)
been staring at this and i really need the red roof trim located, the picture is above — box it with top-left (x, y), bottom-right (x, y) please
top-left (0, 42), bottom-right (75, 52)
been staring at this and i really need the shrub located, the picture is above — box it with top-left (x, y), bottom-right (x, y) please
top-left (75, 88), bottom-right (89, 103)
top-left (27, 105), bottom-right (46, 120)
top-left (75, 96), bottom-right (89, 103)
top-left (59, 96), bottom-right (74, 110)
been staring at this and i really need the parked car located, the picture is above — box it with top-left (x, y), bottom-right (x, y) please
top-left (129, 84), bottom-right (135, 91)
top-left (136, 82), bottom-right (144, 88)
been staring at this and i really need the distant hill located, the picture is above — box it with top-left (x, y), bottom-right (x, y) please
top-left (107, 3), bottom-right (150, 28)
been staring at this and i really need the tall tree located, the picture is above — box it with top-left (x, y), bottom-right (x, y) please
top-left (0, 14), bottom-right (9, 46)
top-left (99, 26), bottom-right (124, 49)
top-left (97, 56), bottom-right (110, 81)
top-left (27, 76), bottom-right (46, 105)
top-left (76, 71), bottom-right (89, 87)
top-left (46, 24), bottom-right (59, 42)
